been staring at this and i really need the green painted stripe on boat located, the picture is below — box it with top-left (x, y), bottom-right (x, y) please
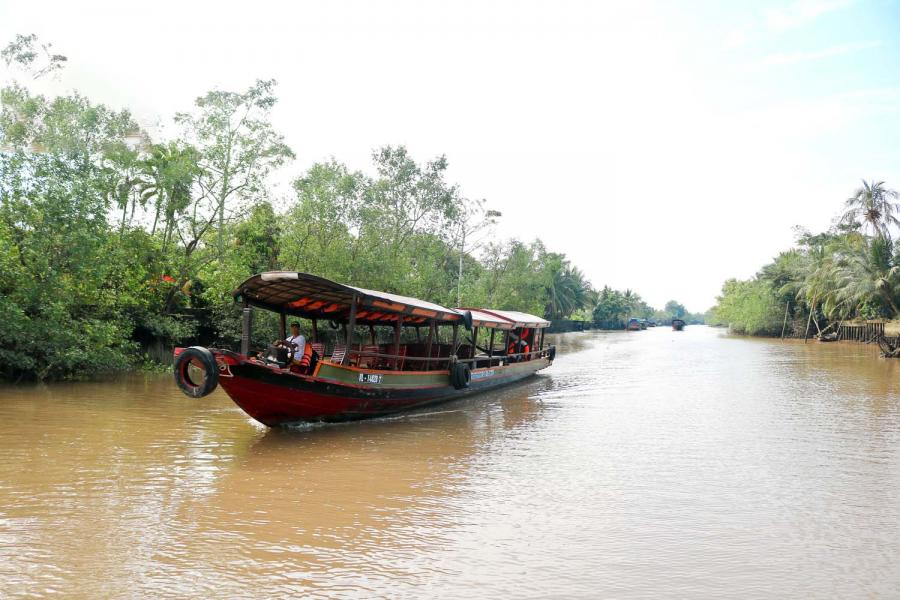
top-left (314, 358), bottom-right (550, 388)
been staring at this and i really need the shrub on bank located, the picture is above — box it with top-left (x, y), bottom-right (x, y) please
top-left (710, 278), bottom-right (784, 336)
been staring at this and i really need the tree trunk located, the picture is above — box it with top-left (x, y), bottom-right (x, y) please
top-left (151, 203), bottom-right (160, 236)
top-left (120, 201), bottom-right (128, 238)
top-left (151, 188), bottom-right (164, 236)
top-left (804, 296), bottom-right (817, 343)
top-left (885, 292), bottom-right (900, 317)
top-left (217, 138), bottom-right (233, 264)
top-left (780, 301), bottom-right (790, 339)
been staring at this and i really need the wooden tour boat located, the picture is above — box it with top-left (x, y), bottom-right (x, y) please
top-left (672, 319), bottom-right (686, 331)
top-left (173, 272), bottom-right (555, 427)
top-left (626, 318), bottom-right (642, 331)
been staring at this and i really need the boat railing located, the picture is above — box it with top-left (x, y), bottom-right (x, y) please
top-left (341, 347), bottom-right (550, 370)
top-left (344, 348), bottom-right (450, 370)
top-left (456, 348), bottom-right (549, 367)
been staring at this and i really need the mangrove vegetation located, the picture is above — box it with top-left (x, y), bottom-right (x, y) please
top-left (0, 34), bottom-right (696, 381)
top-left (711, 180), bottom-right (900, 337)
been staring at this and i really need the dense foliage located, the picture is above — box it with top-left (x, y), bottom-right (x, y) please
top-left (0, 35), bottom-right (611, 381)
top-left (591, 287), bottom-right (702, 324)
top-left (710, 181), bottom-right (900, 335)
top-left (0, 34), bottom-right (703, 381)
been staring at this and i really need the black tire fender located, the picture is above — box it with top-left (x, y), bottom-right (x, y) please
top-left (174, 346), bottom-right (219, 398)
top-left (451, 362), bottom-right (471, 389)
top-left (548, 345), bottom-right (557, 362)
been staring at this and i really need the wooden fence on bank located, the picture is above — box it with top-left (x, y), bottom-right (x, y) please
top-left (836, 321), bottom-right (886, 343)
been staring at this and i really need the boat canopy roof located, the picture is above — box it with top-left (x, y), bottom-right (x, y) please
top-left (465, 308), bottom-right (515, 330)
top-left (234, 272), bottom-right (462, 326)
top-left (233, 272), bottom-right (551, 329)
top-left (459, 307), bottom-right (550, 329)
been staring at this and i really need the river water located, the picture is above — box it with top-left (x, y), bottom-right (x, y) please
top-left (1, 326), bottom-right (899, 599)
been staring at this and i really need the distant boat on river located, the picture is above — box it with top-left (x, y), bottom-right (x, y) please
top-left (672, 319), bottom-right (686, 331)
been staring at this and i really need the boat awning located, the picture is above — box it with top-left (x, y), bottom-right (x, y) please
top-left (459, 307), bottom-right (550, 329)
top-left (233, 272), bottom-right (463, 326)
top-left (464, 308), bottom-right (515, 330)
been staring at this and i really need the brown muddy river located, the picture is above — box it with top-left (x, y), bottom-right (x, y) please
top-left (2, 327), bottom-right (900, 598)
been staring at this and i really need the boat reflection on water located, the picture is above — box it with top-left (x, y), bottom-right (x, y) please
top-left (180, 382), bottom-right (549, 594)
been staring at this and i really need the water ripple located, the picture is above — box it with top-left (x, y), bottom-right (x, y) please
top-left (1, 328), bottom-right (899, 598)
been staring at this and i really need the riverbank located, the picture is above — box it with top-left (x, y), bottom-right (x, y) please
top-left (711, 318), bottom-right (900, 359)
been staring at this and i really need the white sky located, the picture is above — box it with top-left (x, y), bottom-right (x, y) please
top-left (2, 0), bottom-right (899, 311)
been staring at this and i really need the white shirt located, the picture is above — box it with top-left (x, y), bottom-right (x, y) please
top-left (285, 334), bottom-right (306, 358)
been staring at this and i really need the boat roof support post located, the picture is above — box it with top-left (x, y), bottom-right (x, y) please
top-left (472, 326), bottom-right (479, 359)
top-left (488, 329), bottom-right (495, 360)
top-left (369, 325), bottom-right (376, 345)
top-left (539, 328), bottom-right (545, 350)
top-left (344, 293), bottom-right (358, 365)
top-left (393, 317), bottom-right (403, 370)
top-left (279, 310), bottom-right (286, 341)
top-left (504, 330), bottom-right (511, 361)
top-left (311, 318), bottom-right (319, 343)
top-left (451, 324), bottom-right (459, 355)
top-left (241, 305), bottom-right (253, 357)
top-left (425, 320), bottom-right (435, 362)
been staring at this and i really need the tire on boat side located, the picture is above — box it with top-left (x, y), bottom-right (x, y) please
top-left (174, 346), bottom-right (219, 398)
top-left (451, 362), bottom-right (471, 389)
top-left (548, 345), bottom-right (557, 362)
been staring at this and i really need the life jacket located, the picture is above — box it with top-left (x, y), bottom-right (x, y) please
top-left (509, 328), bottom-right (531, 356)
top-left (507, 341), bottom-right (530, 357)
top-left (297, 343), bottom-right (313, 368)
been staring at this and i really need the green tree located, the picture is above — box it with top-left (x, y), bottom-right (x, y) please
top-left (544, 259), bottom-right (591, 320)
top-left (592, 286), bottom-right (630, 322)
top-left (840, 180), bottom-right (900, 241)
top-left (711, 279), bottom-right (783, 335)
top-left (138, 142), bottom-right (201, 250)
top-left (280, 160), bottom-right (362, 281)
top-left (664, 300), bottom-right (686, 319)
top-left (831, 236), bottom-right (900, 316)
top-left (175, 79), bottom-right (294, 263)
top-left (1, 33), bottom-right (67, 80)
top-left (0, 85), bottom-right (142, 379)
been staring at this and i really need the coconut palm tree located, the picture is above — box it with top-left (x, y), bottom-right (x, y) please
top-left (840, 180), bottom-right (900, 241)
top-left (544, 262), bottom-right (591, 320)
top-left (103, 142), bottom-right (145, 236)
top-left (138, 143), bottom-right (200, 250)
top-left (831, 237), bottom-right (900, 317)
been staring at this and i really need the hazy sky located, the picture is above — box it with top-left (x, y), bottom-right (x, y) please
top-left (2, 0), bottom-right (899, 311)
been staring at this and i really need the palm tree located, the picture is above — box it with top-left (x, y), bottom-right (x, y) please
top-left (831, 237), bottom-right (900, 317)
top-left (138, 143), bottom-right (200, 250)
top-left (103, 142), bottom-right (145, 236)
top-left (622, 289), bottom-right (637, 312)
top-left (840, 180), bottom-right (900, 240)
top-left (544, 263), bottom-right (591, 320)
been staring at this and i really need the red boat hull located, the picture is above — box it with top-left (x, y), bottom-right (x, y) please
top-left (212, 352), bottom-right (551, 427)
